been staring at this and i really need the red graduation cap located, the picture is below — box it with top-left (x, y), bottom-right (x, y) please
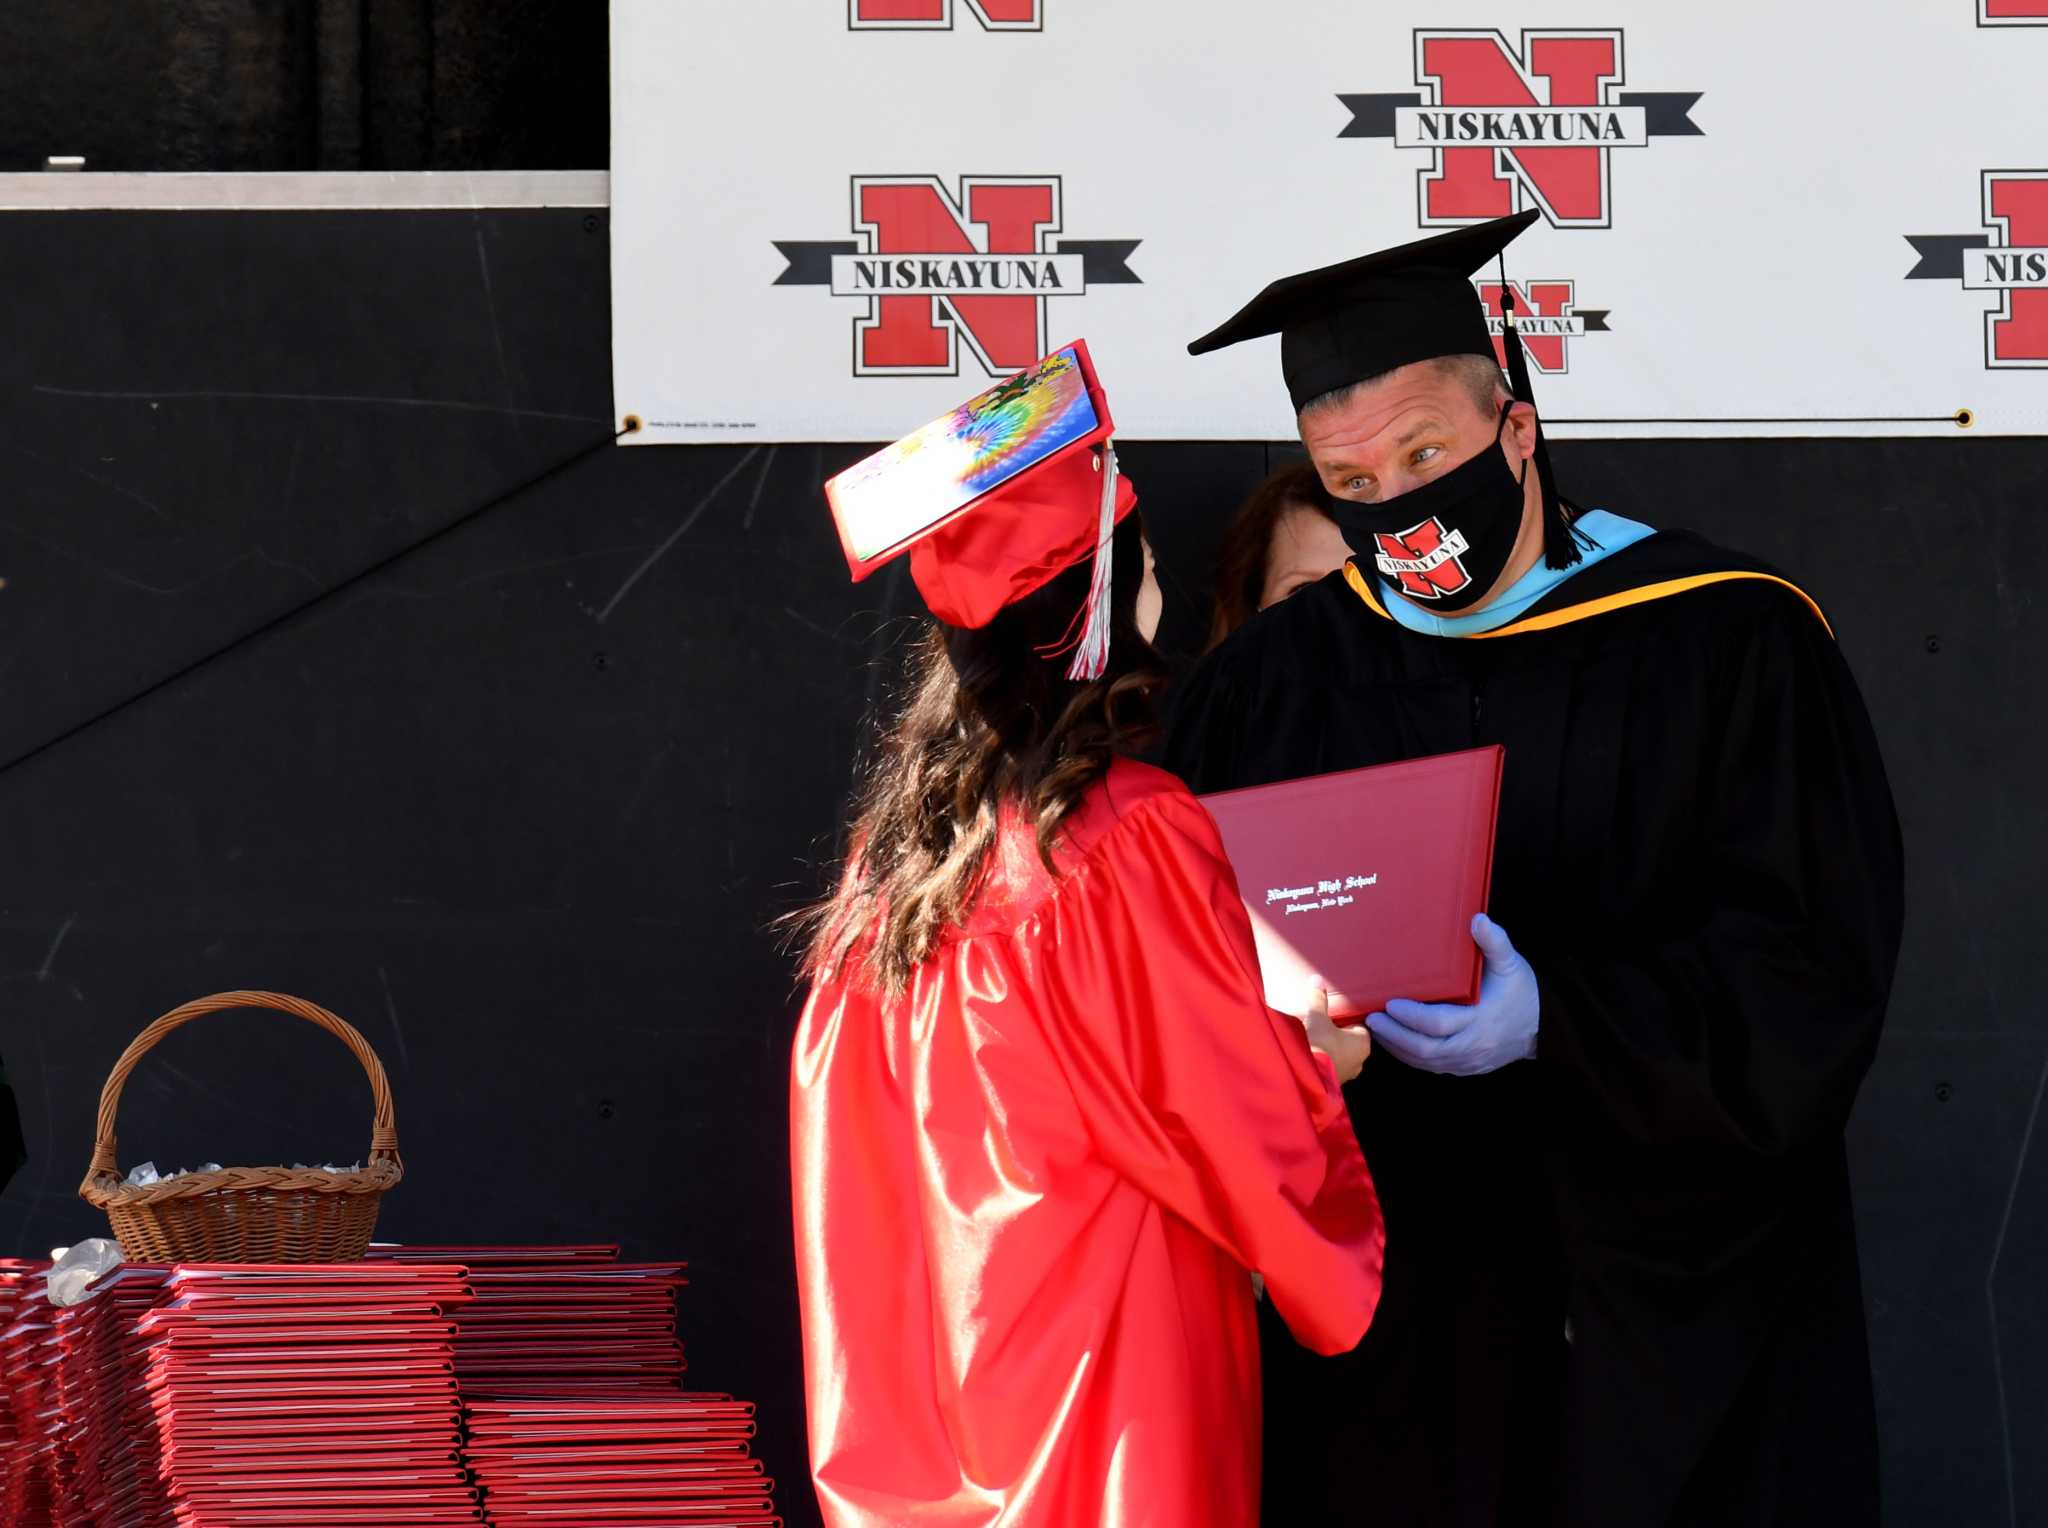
top-left (824, 340), bottom-right (1137, 677)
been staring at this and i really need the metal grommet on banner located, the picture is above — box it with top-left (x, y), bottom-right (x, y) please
top-left (622, 414), bottom-right (644, 435)
top-left (1954, 408), bottom-right (1974, 430)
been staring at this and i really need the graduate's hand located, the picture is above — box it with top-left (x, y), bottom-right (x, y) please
top-left (1365, 915), bottom-right (1539, 1077)
top-left (1301, 980), bottom-right (1371, 1084)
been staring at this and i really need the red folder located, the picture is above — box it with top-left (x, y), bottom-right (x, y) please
top-left (1198, 745), bottom-right (1504, 1023)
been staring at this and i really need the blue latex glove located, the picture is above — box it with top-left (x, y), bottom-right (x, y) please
top-left (1365, 914), bottom-right (1540, 1076)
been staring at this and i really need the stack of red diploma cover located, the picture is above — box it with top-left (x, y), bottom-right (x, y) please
top-left (134, 1262), bottom-right (481, 1525)
top-left (2, 1260), bottom-right (478, 1527)
top-left (369, 1245), bottom-right (688, 1392)
top-left (0, 1247), bottom-right (779, 1528)
top-left (1, 1259), bottom-right (54, 1524)
top-left (51, 1266), bottom-right (174, 1525)
top-left (4, 1262), bottom-right (175, 1527)
top-left (370, 1245), bottom-right (781, 1527)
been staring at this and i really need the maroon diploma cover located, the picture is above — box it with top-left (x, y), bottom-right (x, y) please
top-left (1197, 746), bottom-right (1505, 1022)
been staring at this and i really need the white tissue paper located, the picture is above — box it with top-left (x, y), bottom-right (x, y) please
top-left (48, 1239), bottom-right (123, 1307)
top-left (121, 1161), bottom-right (222, 1187)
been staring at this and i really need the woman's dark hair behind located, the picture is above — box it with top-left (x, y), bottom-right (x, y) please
top-left (1207, 461), bottom-right (1334, 651)
top-left (798, 514), bottom-right (1167, 995)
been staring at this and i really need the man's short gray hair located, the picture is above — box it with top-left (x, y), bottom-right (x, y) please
top-left (1298, 354), bottom-right (1513, 425)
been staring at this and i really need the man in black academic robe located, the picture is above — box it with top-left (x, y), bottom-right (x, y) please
top-left (1167, 213), bottom-right (1904, 1526)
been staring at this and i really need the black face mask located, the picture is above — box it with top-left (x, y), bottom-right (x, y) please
top-left (1325, 402), bottom-right (1528, 614)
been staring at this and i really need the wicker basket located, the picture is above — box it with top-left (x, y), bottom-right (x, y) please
top-left (78, 991), bottom-right (404, 1263)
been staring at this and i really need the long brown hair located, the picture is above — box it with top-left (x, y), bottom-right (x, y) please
top-left (799, 514), bottom-right (1167, 995)
top-left (1206, 461), bottom-right (1335, 650)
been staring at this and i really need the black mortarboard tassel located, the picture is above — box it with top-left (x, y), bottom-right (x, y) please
top-left (1496, 255), bottom-right (1589, 571)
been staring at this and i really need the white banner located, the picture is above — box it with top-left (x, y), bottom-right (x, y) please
top-left (610, 2), bottom-right (2048, 442)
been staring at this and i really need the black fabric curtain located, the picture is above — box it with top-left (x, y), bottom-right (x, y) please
top-left (0, 1), bottom-right (606, 172)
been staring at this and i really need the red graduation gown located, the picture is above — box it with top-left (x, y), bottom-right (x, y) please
top-left (790, 758), bottom-right (1384, 1527)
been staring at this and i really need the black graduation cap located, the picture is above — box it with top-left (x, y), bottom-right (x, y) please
top-left (1187, 209), bottom-right (1541, 409)
top-left (1188, 209), bottom-right (1587, 569)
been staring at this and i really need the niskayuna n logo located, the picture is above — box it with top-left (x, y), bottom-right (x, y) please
top-left (1905, 171), bottom-right (2048, 368)
top-left (1339, 29), bottom-right (1702, 229)
top-left (772, 176), bottom-right (1141, 377)
top-left (1474, 278), bottom-right (1610, 374)
top-left (848, 0), bottom-right (1041, 30)
top-left (1374, 519), bottom-right (1474, 600)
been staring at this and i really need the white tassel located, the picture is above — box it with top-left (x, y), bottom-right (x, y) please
top-left (1065, 444), bottom-right (1119, 681)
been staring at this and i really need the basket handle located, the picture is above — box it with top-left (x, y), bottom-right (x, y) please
top-left (84, 990), bottom-right (400, 1182)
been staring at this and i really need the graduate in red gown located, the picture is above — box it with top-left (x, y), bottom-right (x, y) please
top-left (789, 346), bottom-right (1384, 1527)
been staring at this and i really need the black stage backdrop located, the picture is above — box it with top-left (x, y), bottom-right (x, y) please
top-left (0, 2), bottom-right (606, 173)
top-left (0, 208), bottom-right (2040, 1528)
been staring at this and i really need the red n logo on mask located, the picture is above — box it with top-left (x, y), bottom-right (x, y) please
top-left (1985, 173), bottom-right (2048, 366)
top-left (850, 0), bottom-right (1042, 29)
top-left (1375, 519), bottom-right (1474, 601)
top-left (1416, 31), bottom-right (1623, 227)
top-left (852, 177), bottom-right (1061, 374)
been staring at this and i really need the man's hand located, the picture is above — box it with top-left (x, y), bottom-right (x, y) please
top-left (1301, 979), bottom-right (1371, 1084)
top-left (1365, 915), bottom-right (1539, 1077)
